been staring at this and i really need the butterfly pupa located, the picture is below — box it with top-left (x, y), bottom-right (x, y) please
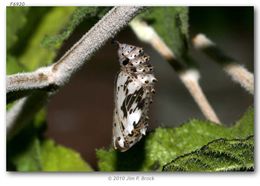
top-left (112, 41), bottom-right (157, 152)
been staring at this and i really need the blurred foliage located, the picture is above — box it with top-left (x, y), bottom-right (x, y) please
top-left (97, 107), bottom-right (254, 171)
top-left (7, 7), bottom-right (30, 74)
top-left (163, 135), bottom-right (254, 172)
top-left (190, 7), bottom-right (254, 37)
top-left (139, 7), bottom-right (189, 61)
top-left (41, 140), bottom-right (93, 171)
top-left (7, 107), bottom-right (92, 171)
top-left (41, 7), bottom-right (111, 50)
top-left (6, 6), bottom-right (111, 74)
top-left (11, 138), bottom-right (93, 172)
top-left (6, 7), bottom-right (254, 172)
top-left (7, 7), bottom-right (29, 51)
top-left (6, 6), bottom-right (111, 171)
top-left (7, 7), bottom-right (75, 74)
top-left (11, 137), bottom-right (42, 171)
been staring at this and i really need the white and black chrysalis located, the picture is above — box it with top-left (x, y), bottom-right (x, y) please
top-left (112, 41), bottom-right (157, 152)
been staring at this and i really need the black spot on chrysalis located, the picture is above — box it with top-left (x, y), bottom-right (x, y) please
top-left (122, 58), bottom-right (129, 66)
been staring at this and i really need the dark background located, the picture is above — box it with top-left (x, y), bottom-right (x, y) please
top-left (45, 7), bottom-right (254, 170)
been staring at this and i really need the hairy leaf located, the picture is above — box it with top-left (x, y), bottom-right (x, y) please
top-left (162, 136), bottom-right (254, 172)
top-left (97, 107), bottom-right (254, 171)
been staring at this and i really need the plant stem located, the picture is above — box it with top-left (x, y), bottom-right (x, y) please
top-left (6, 6), bottom-right (144, 137)
top-left (130, 19), bottom-right (220, 124)
top-left (7, 6), bottom-right (144, 102)
top-left (179, 70), bottom-right (220, 124)
top-left (7, 92), bottom-right (48, 140)
top-left (192, 33), bottom-right (254, 95)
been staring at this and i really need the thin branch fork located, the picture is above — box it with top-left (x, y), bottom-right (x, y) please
top-left (130, 19), bottom-right (221, 124)
top-left (7, 6), bottom-right (144, 137)
top-left (192, 34), bottom-right (254, 95)
top-left (7, 6), bottom-right (144, 103)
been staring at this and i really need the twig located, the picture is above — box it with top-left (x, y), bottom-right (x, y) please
top-left (7, 6), bottom-right (144, 103)
top-left (7, 6), bottom-right (144, 137)
top-left (7, 92), bottom-right (48, 140)
top-left (130, 19), bottom-right (176, 60)
top-left (192, 33), bottom-right (254, 95)
top-left (130, 19), bottom-right (221, 124)
top-left (7, 67), bottom-right (55, 103)
top-left (179, 70), bottom-right (220, 124)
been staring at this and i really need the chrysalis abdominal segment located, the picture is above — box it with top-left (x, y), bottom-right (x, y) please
top-left (112, 41), bottom-right (157, 152)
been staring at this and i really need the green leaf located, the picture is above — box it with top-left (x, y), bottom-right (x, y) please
top-left (17, 7), bottom-right (76, 72)
top-left (162, 135), bottom-right (254, 172)
top-left (6, 7), bottom-right (30, 51)
top-left (139, 7), bottom-right (189, 60)
top-left (41, 7), bottom-right (111, 50)
top-left (6, 55), bottom-right (24, 77)
top-left (11, 138), bottom-right (93, 172)
top-left (7, 115), bottom-right (46, 171)
top-left (7, 7), bottom-right (108, 172)
top-left (7, 106), bottom-right (92, 172)
top-left (6, 7), bottom-right (30, 74)
top-left (40, 140), bottom-right (93, 171)
top-left (96, 107), bottom-right (254, 171)
top-left (7, 7), bottom-right (111, 75)
top-left (11, 138), bottom-right (42, 171)
top-left (7, 7), bottom-right (76, 74)
top-left (96, 149), bottom-right (117, 172)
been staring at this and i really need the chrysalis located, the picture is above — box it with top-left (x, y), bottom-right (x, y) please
top-left (112, 41), bottom-right (157, 152)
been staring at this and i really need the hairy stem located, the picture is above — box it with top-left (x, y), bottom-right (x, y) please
top-left (7, 6), bottom-right (144, 103)
top-left (179, 70), bottom-right (220, 124)
top-left (7, 67), bottom-right (54, 103)
top-left (130, 19), bottom-right (220, 124)
top-left (7, 6), bottom-right (144, 137)
top-left (192, 33), bottom-right (254, 95)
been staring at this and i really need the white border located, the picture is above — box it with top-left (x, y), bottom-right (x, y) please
top-left (2, 0), bottom-right (258, 6)
top-left (1, 1), bottom-right (259, 186)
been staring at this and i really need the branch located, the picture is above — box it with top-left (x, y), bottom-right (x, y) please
top-left (192, 33), bottom-right (254, 95)
top-left (179, 70), bottom-right (220, 124)
top-left (130, 19), bottom-right (220, 124)
top-left (7, 91), bottom-right (48, 140)
top-left (7, 6), bottom-right (144, 103)
top-left (7, 67), bottom-right (55, 103)
top-left (7, 6), bottom-right (144, 137)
